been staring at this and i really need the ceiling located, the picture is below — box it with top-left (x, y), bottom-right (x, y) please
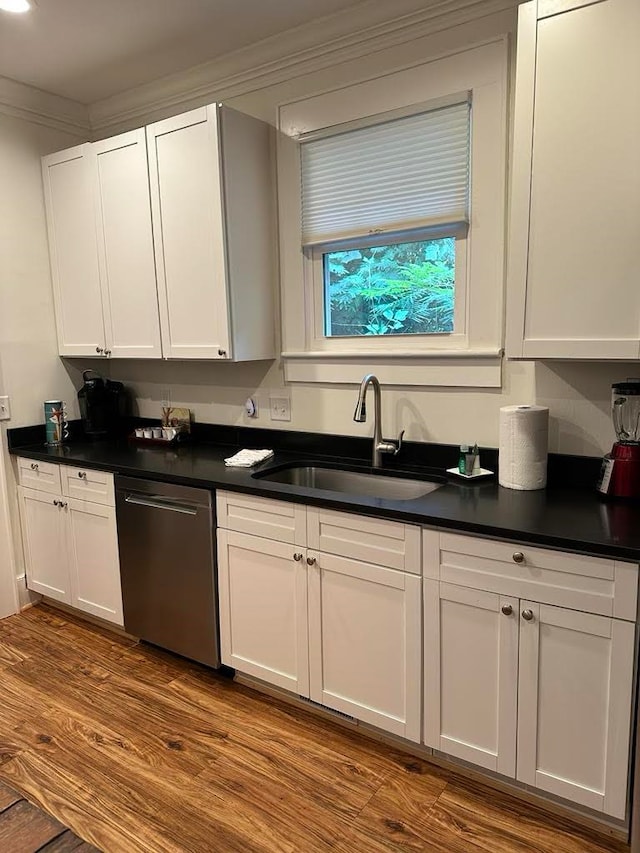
top-left (0, 0), bottom-right (370, 104)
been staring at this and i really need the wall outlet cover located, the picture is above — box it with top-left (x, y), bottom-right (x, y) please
top-left (270, 396), bottom-right (291, 422)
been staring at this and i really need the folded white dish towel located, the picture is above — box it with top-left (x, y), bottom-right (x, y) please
top-left (224, 449), bottom-right (274, 467)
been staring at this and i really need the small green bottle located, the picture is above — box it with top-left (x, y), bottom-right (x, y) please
top-left (459, 444), bottom-right (469, 474)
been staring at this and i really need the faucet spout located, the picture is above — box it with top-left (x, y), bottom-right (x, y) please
top-left (354, 374), bottom-right (403, 467)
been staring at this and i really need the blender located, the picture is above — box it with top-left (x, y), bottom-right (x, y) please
top-left (598, 379), bottom-right (640, 499)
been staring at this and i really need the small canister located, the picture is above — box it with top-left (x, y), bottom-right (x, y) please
top-left (44, 401), bottom-right (69, 446)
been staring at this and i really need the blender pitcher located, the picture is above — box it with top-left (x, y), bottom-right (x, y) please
top-left (598, 379), bottom-right (640, 498)
top-left (612, 379), bottom-right (640, 443)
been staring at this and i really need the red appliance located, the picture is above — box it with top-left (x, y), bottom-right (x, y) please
top-left (598, 379), bottom-right (640, 499)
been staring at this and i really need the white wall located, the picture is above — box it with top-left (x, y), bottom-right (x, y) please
top-left (103, 8), bottom-right (628, 458)
top-left (0, 112), bottom-right (85, 608)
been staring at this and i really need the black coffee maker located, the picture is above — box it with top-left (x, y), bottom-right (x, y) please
top-left (78, 370), bottom-right (126, 438)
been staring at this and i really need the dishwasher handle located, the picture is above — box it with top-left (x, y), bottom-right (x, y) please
top-left (123, 494), bottom-right (199, 516)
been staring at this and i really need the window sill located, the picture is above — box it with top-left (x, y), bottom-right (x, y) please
top-left (282, 349), bottom-right (503, 387)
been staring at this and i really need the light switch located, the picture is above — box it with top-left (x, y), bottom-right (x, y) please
top-left (0, 396), bottom-right (10, 421)
top-left (270, 396), bottom-right (291, 422)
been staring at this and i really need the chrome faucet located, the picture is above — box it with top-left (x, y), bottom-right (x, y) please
top-left (353, 374), bottom-right (404, 467)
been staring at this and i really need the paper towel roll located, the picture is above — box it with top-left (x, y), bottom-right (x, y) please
top-left (499, 405), bottom-right (549, 490)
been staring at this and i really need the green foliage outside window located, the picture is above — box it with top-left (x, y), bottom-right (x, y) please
top-left (323, 237), bottom-right (455, 337)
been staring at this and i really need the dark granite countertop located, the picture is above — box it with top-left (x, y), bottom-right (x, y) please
top-left (8, 433), bottom-right (640, 563)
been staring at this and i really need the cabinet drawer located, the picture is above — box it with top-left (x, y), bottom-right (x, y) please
top-left (433, 532), bottom-right (638, 620)
top-left (307, 507), bottom-right (420, 574)
top-left (216, 491), bottom-right (306, 545)
top-left (61, 466), bottom-right (115, 506)
top-left (16, 458), bottom-right (61, 494)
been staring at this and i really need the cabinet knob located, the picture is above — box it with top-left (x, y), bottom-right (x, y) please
top-left (96, 346), bottom-right (104, 354)
top-left (53, 499), bottom-right (60, 507)
top-left (512, 551), bottom-right (525, 564)
top-left (522, 609), bottom-right (534, 622)
top-left (61, 501), bottom-right (68, 509)
top-left (30, 463), bottom-right (39, 471)
top-left (104, 349), bottom-right (112, 357)
top-left (306, 556), bottom-right (317, 566)
top-left (501, 604), bottom-right (513, 616)
top-left (218, 349), bottom-right (227, 358)
top-left (293, 553), bottom-right (303, 562)
top-left (78, 471), bottom-right (87, 479)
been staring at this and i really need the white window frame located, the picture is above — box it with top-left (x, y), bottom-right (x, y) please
top-left (277, 38), bottom-right (508, 388)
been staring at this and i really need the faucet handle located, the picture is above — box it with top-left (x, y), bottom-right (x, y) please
top-left (377, 429), bottom-right (405, 457)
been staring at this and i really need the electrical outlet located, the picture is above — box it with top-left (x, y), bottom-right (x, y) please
top-left (270, 395), bottom-right (291, 422)
top-left (0, 396), bottom-right (10, 421)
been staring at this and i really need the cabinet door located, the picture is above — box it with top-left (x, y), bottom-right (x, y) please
top-left (308, 551), bottom-right (421, 742)
top-left (217, 530), bottom-right (309, 695)
top-left (507, 0), bottom-right (640, 359)
top-left (424, 581), bottom-right (518, 776)
top-left (92, 129), bottom-right (162, 359)
top-left (67, 498), bottom-right (123, 626)
top-left (517, 602), bottom-right (634, 819)
top-left (41, 145), bottom-right (106, 357)
top-left (147, 105), bottom-right (231, 359)
top-left (18, 487), bottom-right (71, 604)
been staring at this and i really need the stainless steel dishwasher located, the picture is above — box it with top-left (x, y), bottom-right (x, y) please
top-left (115, 475), bottom-right (220, 668)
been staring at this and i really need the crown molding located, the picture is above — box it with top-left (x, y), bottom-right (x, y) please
top-left (89, 0), bottom-right (520, 136)
top-left (0, 76), bottom-right (90, 136)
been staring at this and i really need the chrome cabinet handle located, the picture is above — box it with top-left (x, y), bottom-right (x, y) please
top-left (512, 551), bottom-right (525, 564)
top-left (306, 556), bottom-right (317, 566)
top-left (96, 346), bottom-right (104, 354)
top-left (501, 604), bottom-right (513, 616)
top-left (60, 501), bottom-right (68, 509)
top-left (78, 471), bottom-right (87, 479)
top-left (522, 609), bottom-right (534, 622)
top-left (30, 463), bottom-right (39, 471)
top-left (293, 553), bottom-right (303, 562)
top-left (104, 349), bottom-right (111, 357)
top-left (218, 349), bottom-right (227, 357)
top-left (53, 499), bottom-right (60, 507)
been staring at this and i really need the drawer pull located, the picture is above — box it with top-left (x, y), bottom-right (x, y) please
top-left (522, 609), bottom-right (534, 622)
top-left (30, 463), bottom-right (39, 471)
top-left (78, 471), bottom-right (87, 479)
top-left (306, 556), bottom-right (317, 566)
top-left (53, 499), bottom-right (60, 507)
top-left (501, 604), bottom-right (513, 616)
top-left (293, 553), bottom-right (303, 562)
top-left (512, 551), bottom-right (525, 564)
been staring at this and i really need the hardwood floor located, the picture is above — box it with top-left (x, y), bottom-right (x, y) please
top-left (0, 605), bottom-right (629, 853)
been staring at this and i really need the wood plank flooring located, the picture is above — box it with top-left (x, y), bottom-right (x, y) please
top-left (0, 605), bottom-right (630, 853)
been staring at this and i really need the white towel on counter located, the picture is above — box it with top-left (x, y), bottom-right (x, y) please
top-left (224, 449), bottom-right (274, 467)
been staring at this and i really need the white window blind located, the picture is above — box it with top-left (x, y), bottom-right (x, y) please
top-left (300, 101), bottom-right (470, 246)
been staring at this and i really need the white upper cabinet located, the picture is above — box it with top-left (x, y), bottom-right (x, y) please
top-left (506, 0), bottom-right (640, 359)
top-left (42, 145), bottom-right (106, 357)
top-left (42, 104), bottom-right (275, 362)
top-left (147, 104), bottom-right (275, 361)
top-left (92, 129), bottom-right (162, 359)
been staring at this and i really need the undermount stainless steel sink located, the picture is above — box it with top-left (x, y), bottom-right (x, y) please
top-left (253, 463), bottom-right (445, 501)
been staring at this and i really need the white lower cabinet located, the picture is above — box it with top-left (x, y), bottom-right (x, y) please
top-left (217, 530), bottom-right (309, 695)
top-left (424, 553), bottom-right (637, 819)
top-left (17, 460), bottom-right (123, 627)
top-left (308, 550), bottom-right (421, 742)
top-left (216, 492), bottom-right (421, 741)
top-left (424, 582), bottom-right (518, 777)
top-left (19, 488), bottom-right (72, 604)
top-left (516, 602), bottom-right (634, 819)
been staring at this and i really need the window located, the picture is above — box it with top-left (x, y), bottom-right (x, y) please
top-left (277, 39), bottom-right (507, 387)
top-left (299, 100), bottom-right (470, 344)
